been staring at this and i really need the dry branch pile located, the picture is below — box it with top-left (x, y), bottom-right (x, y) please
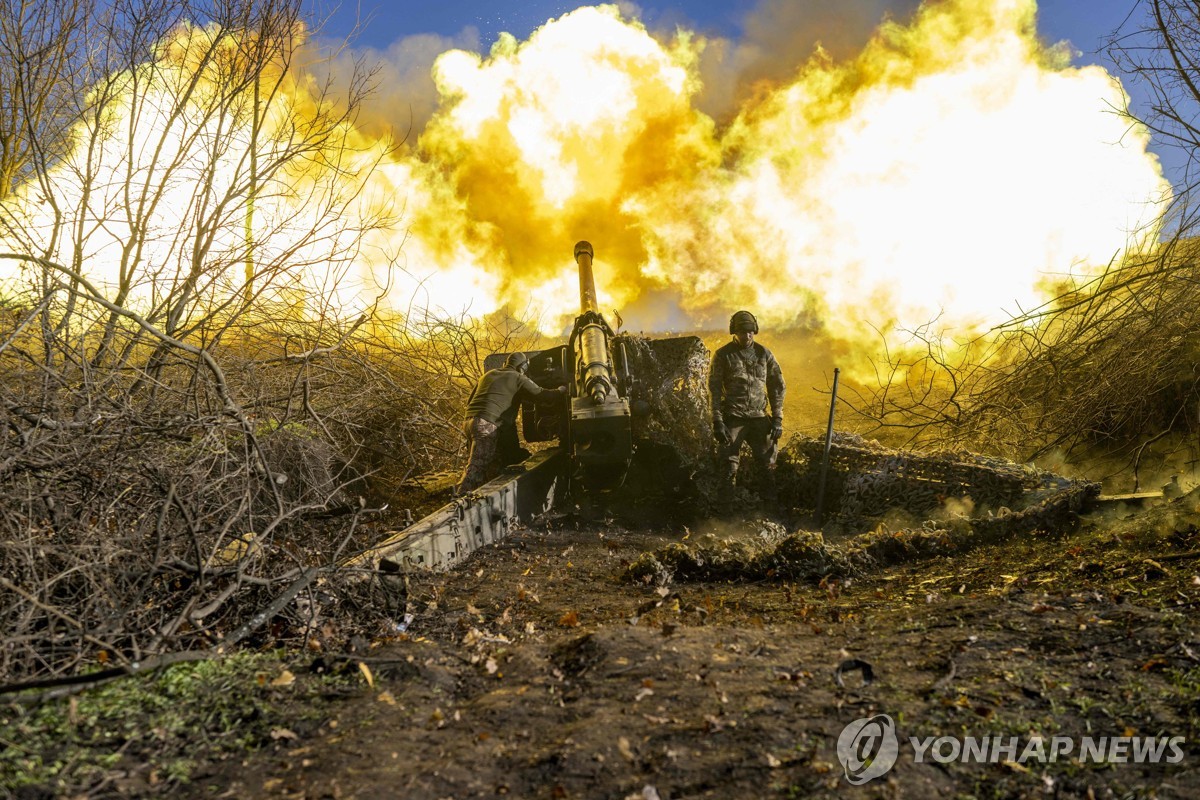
top-left (0, 0), bottom-right (558, 689)
top-left (0, 304), bottom-right (522, 687)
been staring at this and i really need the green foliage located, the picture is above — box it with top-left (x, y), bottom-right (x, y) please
top-left (0, 652), bottom-right (354, 795)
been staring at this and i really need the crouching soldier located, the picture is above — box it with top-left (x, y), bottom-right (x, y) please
top-left (456, 352), bottom-right (566, 496)
top-left (708, 310), bottom-right (786, 500)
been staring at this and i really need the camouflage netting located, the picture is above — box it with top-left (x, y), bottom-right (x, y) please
top-left (611, 335), bottom-right (724, 511)
top-left (625, 436), bottom-right (1101, 584)
top-left (776, 431), bottom-right (1079, 522)
top-left (619, 334), bottom-right (712, 467)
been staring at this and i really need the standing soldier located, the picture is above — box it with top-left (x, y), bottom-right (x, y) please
top-left (456, 352), bottom-right (565, 496)
top-left (708, 310), bottom-right (786, 498)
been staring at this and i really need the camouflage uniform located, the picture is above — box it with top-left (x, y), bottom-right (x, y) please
top-left (709, 339), bottom-right (786, 491)
top-left (456, 353), bottom-right (564, 495)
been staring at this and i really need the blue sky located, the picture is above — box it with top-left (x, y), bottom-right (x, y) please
top-left (321, 1), bottom-right (1139, 65)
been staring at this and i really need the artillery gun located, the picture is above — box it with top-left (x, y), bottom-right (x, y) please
top-left (353, 241), bottom-right (712, 571)
top-left (486, 241), bottom-right (638, 491)
top-left (351, 243), bottom-right (1104, 577)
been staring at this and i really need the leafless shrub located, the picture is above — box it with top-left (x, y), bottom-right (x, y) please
top-left (0, 290), bottom-right (540, 685)
top-left (846, 240), bottom-right (1200, 487)
top-left (0, 0), bottom-right (537, 688)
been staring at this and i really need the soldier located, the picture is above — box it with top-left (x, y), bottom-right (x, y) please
top-left (455, 352), bottom-right (566, 496)
top-left (708, 310), bottom-right (786, 497)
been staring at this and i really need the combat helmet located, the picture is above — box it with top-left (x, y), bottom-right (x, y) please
top-left (729, 310), bottom-right (759, 334)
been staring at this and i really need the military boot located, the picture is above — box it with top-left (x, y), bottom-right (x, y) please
top-left (715, 463), bottom-right (739, 515)
top-left (761, 468), bottom-right (779, 510)
top-left (722, 462), bottom-right (739, 491)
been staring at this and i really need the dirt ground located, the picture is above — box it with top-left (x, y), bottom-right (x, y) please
top-left (181, 498), bottom-right (1200, 800)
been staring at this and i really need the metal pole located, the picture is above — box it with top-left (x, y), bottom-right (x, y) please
top-left (814, 367), bottom-right (840, 526)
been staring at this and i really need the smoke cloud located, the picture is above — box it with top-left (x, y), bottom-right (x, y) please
top-left (1, 0), bottom-right (1171, 351)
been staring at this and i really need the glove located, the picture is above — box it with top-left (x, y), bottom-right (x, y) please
top-left (714, 419), bottom-right (730, 446)
top-left (771, 418), bottom-right (783, 441)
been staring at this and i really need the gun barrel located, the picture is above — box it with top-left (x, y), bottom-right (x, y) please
top-left (567, 240), bottom-right (632, 490)
top-left (575, 240), bottom-right (599, 314)
top-left (573, 241), bottom-right (613, 404)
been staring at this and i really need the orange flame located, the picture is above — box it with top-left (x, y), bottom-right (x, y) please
top-left (395, 0), bottom-right (1169, 338)
top-left (0, 1), bottom-right (1170, 347)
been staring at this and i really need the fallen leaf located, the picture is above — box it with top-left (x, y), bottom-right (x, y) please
top-left (377, 691), bottom-right (396, 705)
top-left (270, 728), bottom-right (298, 741)
top-left (358, 661), bottom-right (374, 688)
top-left (270, 670), bottom-right (296, 687)
top-left (558, 611), bottom-right (580, 627)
